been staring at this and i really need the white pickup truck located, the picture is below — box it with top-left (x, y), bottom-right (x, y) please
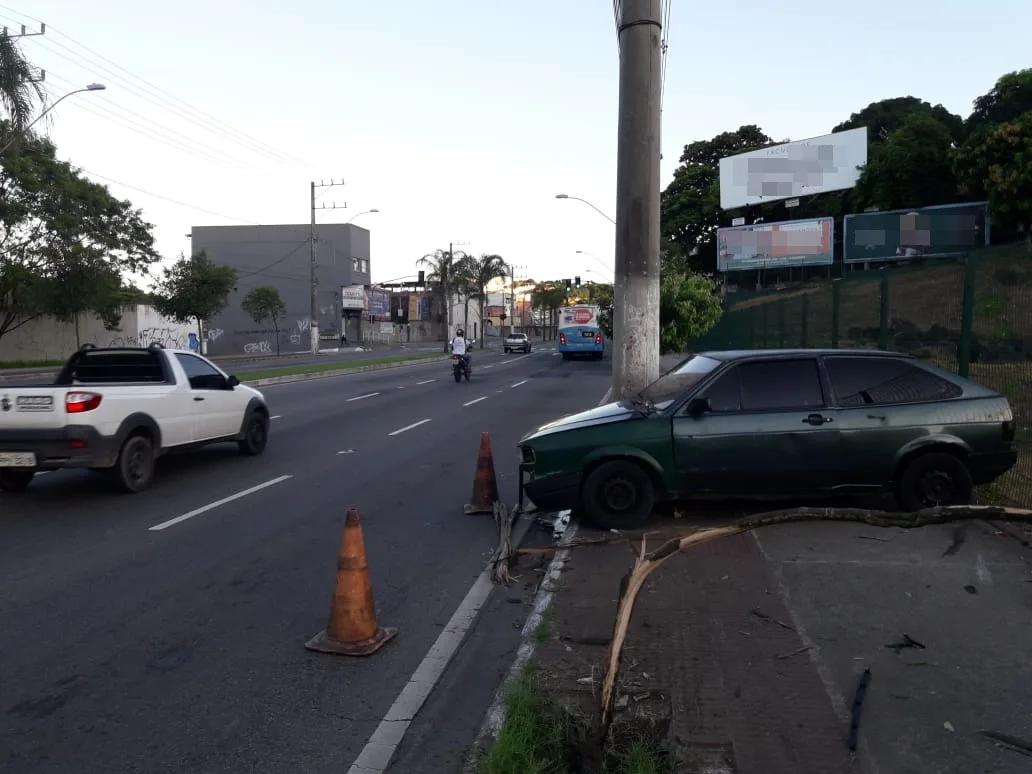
top-left (0, 343), bottom-right (271, 494)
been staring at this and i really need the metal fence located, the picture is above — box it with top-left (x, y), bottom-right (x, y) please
top-left (690, 244), bottom-right (1032, 506)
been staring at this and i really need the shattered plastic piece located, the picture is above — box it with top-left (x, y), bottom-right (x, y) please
top-left (552, 509), bottom-right (572, 543)
top-left (944, 721), bottom-right (955, 732)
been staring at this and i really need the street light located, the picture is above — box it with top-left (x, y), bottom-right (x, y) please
top-left (554, 193), bottom-right (615, 224)
top-left (0, 83), bottom-right (107, 156)
top-left (576, 249), bottom-right (614, 275)
top-left (345, 208), bottom-right (380, 225)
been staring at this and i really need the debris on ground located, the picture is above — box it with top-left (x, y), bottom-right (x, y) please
top-left (848, 668), bottom-right (873, 752)
top-left (885, 634), bottom-right (926, 654)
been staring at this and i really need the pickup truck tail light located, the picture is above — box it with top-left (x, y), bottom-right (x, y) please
top-left (595, 334), bottom-right (602, 345)
top-left (66, 391), bottom-right (102, 413)
top-left (559, 333), bottom-right (567, 345)
top-left (1003, 419), bottom-right (1016, 444)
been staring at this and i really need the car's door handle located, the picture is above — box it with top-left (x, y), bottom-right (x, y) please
top-left (194, 396), bottom-right (205, 402)
top-left (803, 413), bottom-right (832, 425)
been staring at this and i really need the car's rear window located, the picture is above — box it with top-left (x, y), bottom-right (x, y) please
top-left (59, 352), bottom-right (166, 384)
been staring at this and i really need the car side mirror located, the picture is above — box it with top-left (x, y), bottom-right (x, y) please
top-left (226, 375), bottom-right (240, 388)
top-left (686, 397), bottom-right (711, 417)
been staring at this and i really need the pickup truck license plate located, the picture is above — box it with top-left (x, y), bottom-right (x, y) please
top-left (0, 452), bottom-right (36, 467)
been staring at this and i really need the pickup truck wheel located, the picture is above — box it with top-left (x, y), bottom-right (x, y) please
top-left (113, 434), bottom-right (156, 493)
top-left (238, 411), bottom-right (270, 456)
top-left (0, 469), bottom-right (35, 493)
top-left (896, 452), bottom-right (974, 511)
top-left (581, 460), bottom-right (655, 530)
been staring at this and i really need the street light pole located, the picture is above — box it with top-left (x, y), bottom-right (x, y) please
top-left (345, 208), bottom-right (379, 225)
top-left (309, 179), bottom-right (346, 354)
top-left (0, 83), bottom-right (106, 156)
top-left (554, 193), bottom-right (616, 224)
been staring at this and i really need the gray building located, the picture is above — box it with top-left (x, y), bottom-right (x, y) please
top-left (190, 223), bottom-right (371, 357)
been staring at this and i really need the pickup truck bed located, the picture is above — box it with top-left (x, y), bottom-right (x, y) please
top-left (0, 344), bottom-right (271, 494)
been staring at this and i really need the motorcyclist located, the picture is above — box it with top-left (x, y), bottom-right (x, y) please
top-left (451, 329), bottom-right (472, 372)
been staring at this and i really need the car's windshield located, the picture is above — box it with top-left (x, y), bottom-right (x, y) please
top-left (638, 355), bottom-right (722, 407)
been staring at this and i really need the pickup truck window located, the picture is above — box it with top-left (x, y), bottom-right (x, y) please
top-left (60, 351), bottom-right (167, 384)
top-left (175, 353), bottom-right (227, 390)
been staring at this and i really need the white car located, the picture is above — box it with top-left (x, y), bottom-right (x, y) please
top-left (0, 343), bottom-right (270, 494)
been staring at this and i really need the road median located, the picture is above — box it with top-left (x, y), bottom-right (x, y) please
top-left (243, 352), bottom-right (449, 386)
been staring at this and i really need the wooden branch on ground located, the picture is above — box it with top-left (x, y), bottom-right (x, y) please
top-left (490, 501), bottom-right (517, 585)
top-left (595, 504), bottom-right (1032, 743)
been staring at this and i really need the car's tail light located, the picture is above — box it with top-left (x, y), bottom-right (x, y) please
top-left (66, 391), bottom-right (102, 413)
top-left (595, 334), bottom-right (602, 345)
top-left (559, 334), bottom-right (566, 345)
top-left (1003, 419), bottom-right (1016, 444)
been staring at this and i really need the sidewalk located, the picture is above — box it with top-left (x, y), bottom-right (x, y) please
top-left (534, 511), bottom-right (852, 774)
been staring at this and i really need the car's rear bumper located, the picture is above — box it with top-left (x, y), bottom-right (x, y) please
top-left (970, 449), bottom-right (1019, 485)
top-left (0, 426), bottom-right (117, 469)
top-left (522, 471), bottom-right (580, 511)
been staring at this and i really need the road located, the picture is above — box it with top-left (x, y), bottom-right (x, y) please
top-left (0, 347), bottom-right (611, 774)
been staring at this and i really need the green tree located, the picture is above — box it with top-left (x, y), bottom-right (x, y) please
top-left (835, 96), bottom-right (965, 145)
top-left (152, 250), bottom-right (237, 344)
top-left (531, 282), bottom-right (567, 335)
top-left (661, 125), bottom-right (773, 273)
top-left (0, 36), bottom-right (47, 133)
top-left (954, 111), bottom-right (1032, 243)
top-left (0, 134), bottom-right (159, 343)
top-left (241, 286), bottom-right (287, 355)
top-left (966, 69), bottom-right (1032, 133)
top-left (417, 247), bottom-right (469, 349)
top-left (853, 113), bottom-right (959, 210)
top-left (464, 253), bottom-right (509, 348)
top-left (582, 281), bottom-right (614, 338)
top-left (659, 273), bottom-right (723, 354)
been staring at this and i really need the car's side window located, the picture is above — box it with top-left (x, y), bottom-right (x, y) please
top-left (699, 368), bottom-right (742, 412)
top-left (738, 359), bottom-right (825, 411)
top-left (175, 354), bottom-right (226, 391)
top-left (824, 356), bottom-right (962, 406)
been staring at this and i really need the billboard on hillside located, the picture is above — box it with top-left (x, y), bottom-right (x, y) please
top-left (718, 127), bottom-right (868, 210)
top-left (717, 217), bottom-right (834, 273)
top-left (843, 202), bottom-right (989, 264)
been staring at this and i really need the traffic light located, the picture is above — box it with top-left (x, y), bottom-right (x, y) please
top-left (417, 270), bottom-right (425, 285)
top-left (564, 278), bottom-right (571, 293)
top-left (574, 276), bottom-right (581, 289)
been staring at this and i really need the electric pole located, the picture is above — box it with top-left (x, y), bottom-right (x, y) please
top-left (612, 0), bottom-right (663, 400)
top-left (309, 179), bottom-right (346, 354)
top-left (1, 23), bottom-right (46, 40)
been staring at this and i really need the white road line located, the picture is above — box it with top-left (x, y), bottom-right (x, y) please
top-left (270, 415), bottom-right (282, 420)
top-left (511, 379), bottom-right (528, 388)
top-left (415, 379), bottom-right (436, 385)
top-left (480, 365), bottom-right (493, 370)
top-left (347, 510), bottom-right (535, 774)
top-left (552, 352), bottom-right (560, 356)
top-left (387, 418), bottom-right (431, 437)
top-left (148, 475), bottom-right (294, 532)
top-left (463, 396), bottom-right (487, 407)
top-left (347, 392), bottom-right (381, 402)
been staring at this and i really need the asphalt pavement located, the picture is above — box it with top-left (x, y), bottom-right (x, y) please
top-left (0, 346), bottom-right (612, 774)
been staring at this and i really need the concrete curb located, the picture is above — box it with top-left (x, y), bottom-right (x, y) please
top-left (243, 356), bottom-right (450, 387)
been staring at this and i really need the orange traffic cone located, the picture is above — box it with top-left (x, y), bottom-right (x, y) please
top-left (464, 432), bottom-right (500, 515)
top-left (305, 508), bottom-right (397, 656)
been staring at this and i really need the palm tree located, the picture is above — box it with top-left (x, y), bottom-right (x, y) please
top-left (417, 248), bottom-right (469, 350)
top-left (0, 33), bottom-right (48, 140)
top-left (531, 282), bottom-right (567, 339)
top-left (465, 254), bottom-right (509, 349)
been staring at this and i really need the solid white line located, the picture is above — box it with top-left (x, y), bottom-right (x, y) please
top-left (349, 508), bottom-right (535, 774)
top-left (387, 418), bottom-right (431, 437)
top-left (463, 397), bottom-right (487, 407)
top-left (511, 379), bottom-right (528, 388)
top-left (415, 379), bottom-right (435, 385)
top-left (270, 415), bottom-right (282, 420)
top-left (148, 475), bottom-right (294, 532)
top-left (347, 392), bottom-right (380, 402)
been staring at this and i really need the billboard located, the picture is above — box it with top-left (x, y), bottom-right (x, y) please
top-left (843, 202), bottom-right (989, 265)
top-left (559, 305), bottom-right (599, 327)
top-left (717, 217), bottom-right (834, 272)
top-left (407, 293), bottom-right (422, 321)
top-left (341, 285), bottom-right (364, 310)
top-left (365, 288), bottom-right (391, 318)
top-left (719, 127), bottom-right (868, 210)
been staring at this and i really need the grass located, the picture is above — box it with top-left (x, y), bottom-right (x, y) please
top-left (239, 352), bottom-right (445, 382)
top-left (0, 359), bottom-right (65, 369)
top-left (479, 663), bottom-right (671, 774)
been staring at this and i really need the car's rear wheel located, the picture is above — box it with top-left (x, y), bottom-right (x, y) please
top-left (112, 433), bottom-right (156, 493)
top-left (581, 459), bottom-right (656, 530)
top-left (896, 451), bottom-right (974, 511)
top-left (238, 410), bottom-right (270, 456)
top-left (0, 469), bottom-right (35, 493)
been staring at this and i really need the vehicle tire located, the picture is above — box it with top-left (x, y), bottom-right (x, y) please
top-left (0, 468), bottom-right (35, 493)
top-left (453, 367), bottom-right (462, 383)
top-left (112, 433), bottom-right (156, 493)
top-left (896, 451), bottom-right (974, 512)
top-left (581, 459), bottom-right (656, 530)
top-left (238, 410), bottom-right (270, 456)
top-left (561, 353), bottom-right (570, 361)
top-left (504, 348), bottom-right (510, 353)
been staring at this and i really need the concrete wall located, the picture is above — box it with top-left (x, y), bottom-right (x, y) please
top-left (191, 223), bottom-right (371, 357)
top-left (0, 306), bottom-right (197, 363)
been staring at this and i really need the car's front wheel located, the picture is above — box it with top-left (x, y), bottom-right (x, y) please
top-left (0, 468), bottom-right (35, 493)
top-left (896, 451), bottom-right (974, 511)
top-left (581, 459), bottom-right (656, 530)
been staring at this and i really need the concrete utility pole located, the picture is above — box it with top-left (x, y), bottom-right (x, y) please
top-left (612, 0), bottom-right (663, 401)
top-left (309, 180), bottom-right (346, 354)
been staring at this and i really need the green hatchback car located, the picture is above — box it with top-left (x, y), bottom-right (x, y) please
top-left (518, 349), bottom-right (1018, 529)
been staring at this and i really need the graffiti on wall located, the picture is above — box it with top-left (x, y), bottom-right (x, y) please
top-left (207, 327), bottom-right (225, 342)
top-left (243, 341), bottom-right (273, 354)
top-left (107, 327), bottom-right (187, 349)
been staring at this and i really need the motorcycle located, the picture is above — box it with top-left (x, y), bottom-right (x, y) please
top-left (452, 354), bottom-right (471, 382)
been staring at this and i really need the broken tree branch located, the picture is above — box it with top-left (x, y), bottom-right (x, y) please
top-left (490, 501), bottom-right (517, 585)
top-left (595, 504), bottom-right (1032, 742)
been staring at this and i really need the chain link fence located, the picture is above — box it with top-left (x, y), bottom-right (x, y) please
top-left (691, 244), bottom-right (1032, 506)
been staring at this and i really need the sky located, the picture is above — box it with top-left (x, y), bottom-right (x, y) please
top-left (11, 0), bottom-right (1031, 289)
